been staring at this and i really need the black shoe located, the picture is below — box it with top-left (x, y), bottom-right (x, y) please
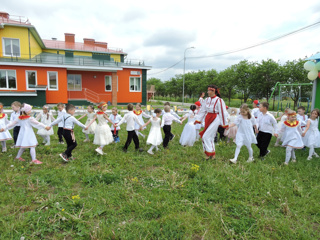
top-left (122, 148), bottom-right (127, 153)
top-left (170, 134), bottom-right (175, 141)
top-left (265, 150), bottom-right (270, 156)
top-left (135, 148), bottom-right (144, 152)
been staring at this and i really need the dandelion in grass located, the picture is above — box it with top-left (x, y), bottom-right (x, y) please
top-left (189, 164), bottom-right (200, 178)
top-left (131, 177), bottom-right (139, 183)
top-left (62, 209), bottom-right (65, 211)
top-left (71, 195), bottom-right (80, 200)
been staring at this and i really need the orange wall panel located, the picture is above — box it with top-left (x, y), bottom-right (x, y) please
top-left (117, 68), bottom-right (142, 103)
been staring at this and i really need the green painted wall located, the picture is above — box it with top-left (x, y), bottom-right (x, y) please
top-left (0, 91), bottom-right (46, 107)
top-left (142, 69), bottom-right (147, 105)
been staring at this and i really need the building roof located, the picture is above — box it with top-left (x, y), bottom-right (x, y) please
top-left (42, 39), bottom-right (127, 55)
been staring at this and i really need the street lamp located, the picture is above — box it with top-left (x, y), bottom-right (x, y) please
top-left (182, 46), bottom-right (195, 105)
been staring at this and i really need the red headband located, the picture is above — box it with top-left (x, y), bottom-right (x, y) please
top-left (208, 87), bottom-right (220, 94)
top-left (287, 112), bottom-right (297, 116)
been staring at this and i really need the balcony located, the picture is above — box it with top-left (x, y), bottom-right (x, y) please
top-left (0, 52), bottom-right (148, 69)
top-left (0, 12), bottom-right (31, 26)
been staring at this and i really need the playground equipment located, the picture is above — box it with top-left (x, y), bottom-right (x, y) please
top-left (268, 82), bottom-right (313, 113)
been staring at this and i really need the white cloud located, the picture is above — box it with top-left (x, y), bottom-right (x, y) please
top-left (2, 0), bottom-right (320, 81)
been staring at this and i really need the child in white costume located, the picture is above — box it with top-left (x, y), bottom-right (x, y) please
top-left (78, 105), bottom-right (97, 142)
top-left (110, 107), bottom-right (123, 143)
top-left (228, 104), bottom-right (258, 164)
top-left (302, 109), bottom-right (320, 160)
top-left (35, 105), bottom-right (55, 146)
top-left (0, 103), bottom-right (12, 152)
top-left (194, 101), bottom-right (202, 140)
top-left (280, 110), bottom-right (304, 165)
top-left (142, 108), bottom-right (163, 155)
top-left (1, 104), bottom-right (50, 164)
top-left (274, 109), bottom-right (289, 146)
top-left (134, 103), bottom-right (151, 139)
top-left (86, 102), bottom-right (114, 155)
top-left (224, 108), bottom-right (238, 143)
top-left (179, 105), bottom-right (197, 147)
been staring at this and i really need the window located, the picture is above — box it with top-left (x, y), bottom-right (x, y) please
top-left (105, 76), bottom-right (112, 91)
top-left (3, 38), bottom-right (20, 57)
top-left (67, 74), bottom-right (82, 91)
top-left (130, 77), bottom-right (141, 92)
top-left (0, 70), bottom-right (17, 89)
top-left (48, 71), bottom-right (58, 90)
top-left (26, 71), bottom-right (37, 89)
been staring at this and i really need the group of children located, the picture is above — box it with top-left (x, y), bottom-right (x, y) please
top-left (0, 98), bottom-right (319, 165)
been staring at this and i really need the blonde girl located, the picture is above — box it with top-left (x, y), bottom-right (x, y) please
top-left (36, 105), bottom-right (55, 145)
top-left (302, 108), bottom-right (320, 160)
top-left (78, 105), bottom-right (97, 142)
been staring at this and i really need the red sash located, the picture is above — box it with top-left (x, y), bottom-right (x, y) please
top-left (199, 113), bottom-right (217, 138)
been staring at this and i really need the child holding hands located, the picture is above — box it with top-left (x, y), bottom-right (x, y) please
top-left (302, 108), bottom-right (320, 160)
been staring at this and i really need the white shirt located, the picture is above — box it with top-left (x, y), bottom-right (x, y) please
top-left (50, 113), bottom-right (86, 130)
top-left (10, 110), bottom-right (21, 127)
top-left (297, 114), bottom-right (308, 129)
top-left (57, 109), bottom-right (66, 127)
top-left (251, 108), bottom-right (261, 119)
top-left (161, 109), bottom-right (180, 120)
top-left (256, 111), bottom-right (278, 134)
top-left (161, 112), bottom-right (182, 127)
top-left (109, 114), bottom-right (123, 130)
top-left (196, 96), bottom-right (228, 126)
top-left (117, 111), bottom-right (142, 131)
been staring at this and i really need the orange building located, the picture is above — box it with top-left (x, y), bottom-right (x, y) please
top-left (0, 12), bottom-right (151, 106)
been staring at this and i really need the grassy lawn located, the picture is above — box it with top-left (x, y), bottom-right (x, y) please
top-left (1, 116), bottom-right (320, 239)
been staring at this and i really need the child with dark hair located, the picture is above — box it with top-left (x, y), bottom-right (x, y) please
top-left (78, 105), bottom-right (97, 142)
top-left (179, 105), bottom-right (197, 146)
top-left (297, 106), bottom-right (308, 133)
top-left (302, 108), bottom-right (320, 160)
top-left (134, 103), bottom-right (151, 139)
top-left (115, 103), bottom-right (144, 152)
top-left (161, 105), bottom-right (182, 148)
top-left (142, 108), bottom-right (163, 154)
top-left (256, 102), bottom-right (278, 159)
top-left (50, 104), bottom-right (87, 161)
top-left (110, 107), bottom-right (123, 143)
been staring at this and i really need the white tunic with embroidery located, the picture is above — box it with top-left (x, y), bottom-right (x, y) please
top-left (304, 118), bottom-right (320, 148)
top-left (5, 116), bottom-right (46, 148)
top-left (0, 113), bottom-right (12, 140)
top-left (234, 115), bottom-right (257, 146)
top-left (36, 112), bottom-right (55, 135)
top-left (83, 112), bottom-right (97, 134)
top-left (280, 121), bottom-right (304, 148)
top-left (93, 114), bottom-right (113, 145)
top-left (110, 114), bottom-right (123, 131)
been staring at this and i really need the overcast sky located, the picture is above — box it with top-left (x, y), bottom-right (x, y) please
top-left (2, 0), bottom-right (320, 81)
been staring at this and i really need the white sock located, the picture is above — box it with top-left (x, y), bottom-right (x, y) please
top-left (234, 144), bottom-right (242, 160)
top-left (245, 144), bottom-right (253, 158)
top-left (99, 145), bottom-right (105, 150)
top-left (46, 135), bottom-right (50, 145)
top-left (285, 147), bottom-right (293, 163)
top-left (1, 141), bottom-right (6, 149)
top-left (30, 147), bottom-right (36, 160)
top-left (309, 145), bottom-right (315, 158)
top-left (196, 130), bottom-right (200, 140)
top-left (148, 145), bottom-right (156, 152)
top-left (85, 134), bottom-right (89, 140)
top-left (16, 148), bottom-right (26, 159)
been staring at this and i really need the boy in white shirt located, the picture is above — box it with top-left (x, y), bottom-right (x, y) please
top-left (297, 106), bottom-right (308, 132)
top-left (56, 103), bottom-right (66, 144)
top-left (256, 102), bottom-right (278, 159)
top-left (161, 105), bottom-right (182, 148)
top-left (10, 101), bottom-right (21, 148)
top-left (110, 107), bottom-right (123, 143)
top-left (116, 103), bottom-right (143, 152)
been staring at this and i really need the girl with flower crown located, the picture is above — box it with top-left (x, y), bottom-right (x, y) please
top-left (133, 103), bottom-right (151, 139)
top-left (0, 103), bottom-right (50, 164)
top-left (0, 103), bottom-right (12, 152)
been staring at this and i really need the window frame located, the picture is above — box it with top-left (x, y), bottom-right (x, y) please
top-left (25, 70), bottom-right (37, 90)
top-left (2, 37), bottom-right (21, 57)
top-left (129, 76), bottom-right (141, 92)
top-left (47, 71), bottom-right (59, 91)
top-left (67, 74), bottom-right (82, 91)
top-left (105, 75), bottom-right (112, 92)
top-left (0, 69), bottom-right (17, 90)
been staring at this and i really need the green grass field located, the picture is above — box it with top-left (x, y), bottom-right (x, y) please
top-left (1, 118), bottom-right (320, 239)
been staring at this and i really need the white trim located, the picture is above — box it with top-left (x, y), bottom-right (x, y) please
top-left (25, 70), bottom-right (37, 90)
top-left (67, 74), bottom-right (82, 91)
top-left (105, 75), bottom-right (112, 92)
top-left (0, 92), bottom-right (37, 96)
top-left (129, 76), bottom-right (141, 92)
top-left (2, 37), bottom-right (21, 57)
top-left (47, 71), bottom-right (59, 91)
top-left (122, 65), bottom-right (152, 70)
top-left (0, 69), bottom-right (17, 90)
top-left (0, 61), bottom-right (123, 71)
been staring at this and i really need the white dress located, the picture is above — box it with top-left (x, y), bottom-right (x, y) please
top-left (0, 113), bottom-right (12, 141)
top-left (179, 111), bottom-right (197, 146)
top-left (6, 116), bottom-right (46, 148)
top-left (194, 109), bottom-right (202, 130)
top-left (304, 119), bottom-right (320, 148)
top-left (277, 114), bottom-right (287, 138)
top-left (93, 114), bottom-right (113, 145)
top-left (146, 117), bottom-right (163, 146)
top-left (83, 112), bottom-right (97, 134)
top-left (36, 112), bottom-right (55, 136)
top-left (281, 121), bottom-right (304, 148)
top-left (234, 115), bottom-right (257, 146)
top-left (134, 110), bottom-right (151, 130)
